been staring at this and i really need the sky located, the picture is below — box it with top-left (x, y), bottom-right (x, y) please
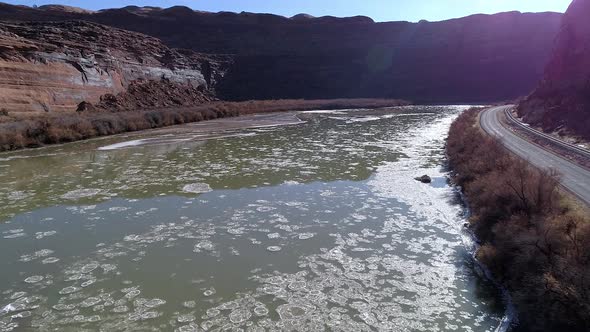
top-left (5, 0), bottom-right (572, 22)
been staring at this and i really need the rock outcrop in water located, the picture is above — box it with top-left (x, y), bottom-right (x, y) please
top-left (414, 175), bottom-right (432, 183)
top-left (0, 20), bottom-right (229, 114)
top-left (0, 3), bottom-right (562, 104)
top-left (518, 0), bottom-right (590, 139)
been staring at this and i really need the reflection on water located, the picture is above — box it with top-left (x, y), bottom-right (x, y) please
top-left (0, 106), bottom-right (505, 331)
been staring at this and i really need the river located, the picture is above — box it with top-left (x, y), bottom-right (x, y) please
top-left (0, 106), bottom-right (505, 331)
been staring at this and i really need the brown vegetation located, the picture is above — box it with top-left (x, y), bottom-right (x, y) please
top-left (447, 108), bottom-right (590, 332)
top-left (0, 98), bottom-right (407, 152)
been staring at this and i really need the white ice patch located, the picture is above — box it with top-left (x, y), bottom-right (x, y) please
top-left (1, 304), bottom-right (16, 313)
top-left (203, 288), bottom-right (216, 297)
top-left (98, 139), bottom-right (147, 151)
top-left (298, 233), bottom-right (315, 240)
top-left (300, 110), bottom-right (348, 114)
top-left (61, 189), bottom-right (102, 200)
top-left (345, 112), bottom-right (437, 123)
top-left (369, 106), bottom-right (465, 221)
top-left (24, 276), bottom-right (44, 283)
top-left (7, 191), bottom-right (31, 201)
top-left (3, 232), bottom-right (26, 239)
top-left (20, 249), bottom-right (54, 262)
top-left (35, 231), bottom-right (57, 239)
top-left (182, 183), bottom-right (212, 194)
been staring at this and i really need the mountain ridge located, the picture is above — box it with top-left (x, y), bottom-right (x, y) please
top-left (0, 2), bottom-right (563, 106)
top-left (10, 3), bottom-right (563, 24)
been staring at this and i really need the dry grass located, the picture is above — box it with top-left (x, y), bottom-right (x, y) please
top-left (447, 108), bottom-right (590, 332)
top-left (0, 98), bottom-right (407, 152)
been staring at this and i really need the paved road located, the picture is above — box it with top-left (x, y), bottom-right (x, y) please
top-left (480, 106), bottom-right (590, 205)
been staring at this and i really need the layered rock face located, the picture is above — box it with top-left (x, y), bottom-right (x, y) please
top-left (518, 0), bottom-right (590, 139)
top-left (0, 3), bottom-right (562, 104)
top-left (0, 20), bottom-right (228, 114)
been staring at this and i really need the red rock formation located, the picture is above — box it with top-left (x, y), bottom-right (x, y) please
top-left (0, 3), bottom-right (562, 104)
top-left (87, 9), bottom-right (565, 103)
top-left (0, 21), bottom-right (229, 114)
top-left (518, 0), bottom-right (590, 139)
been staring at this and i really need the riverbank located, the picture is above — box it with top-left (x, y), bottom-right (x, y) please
top-left (446, 108), bottom-right (590, 331)
top-left (0, 98), bottom-right (408, 152)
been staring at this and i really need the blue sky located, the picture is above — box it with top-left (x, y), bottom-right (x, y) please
top-left (6, 0), bottom-right (572, 22)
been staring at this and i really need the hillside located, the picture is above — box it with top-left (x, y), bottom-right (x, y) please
top-left (0, 3), bottom-right (562, 104)
top-left (518, 0), bottom-right (590, 139)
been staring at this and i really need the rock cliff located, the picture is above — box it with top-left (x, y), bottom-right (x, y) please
top-left (0, 20), bottom-right (229, 114)
top-left (518, 0), bottom-right (590, 139)
top-left (0, 3), bottom-right (562, 104)
top-left (95, 8), bottom-right (561, 103)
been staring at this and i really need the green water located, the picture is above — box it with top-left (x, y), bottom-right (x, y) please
top-left (0, 106), bottom-right (505, 331)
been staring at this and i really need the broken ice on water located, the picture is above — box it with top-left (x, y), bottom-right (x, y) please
top-left (0, 106), bottom-right (505, 331)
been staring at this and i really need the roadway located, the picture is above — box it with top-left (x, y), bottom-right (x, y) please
top-left (480, 105), bottom-right (590, 205)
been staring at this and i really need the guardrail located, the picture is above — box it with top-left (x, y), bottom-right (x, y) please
top-left (503, 107), bottom-right (590, 159)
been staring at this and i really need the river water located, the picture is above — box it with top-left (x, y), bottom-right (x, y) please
top-left (0, 106), bottom-right (505, 331)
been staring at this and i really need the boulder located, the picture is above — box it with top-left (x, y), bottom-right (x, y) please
top-left (414, 175), bottom-right (432, 183)
top-left (76, 101), bottom-right (96, 112)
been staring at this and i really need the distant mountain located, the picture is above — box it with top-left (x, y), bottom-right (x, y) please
top-left (0, 2), bottom-right (563, 106)
top-left (518, 0), bottom-right (590, 139)
top-left (37, 4), bottom-right (95, 14)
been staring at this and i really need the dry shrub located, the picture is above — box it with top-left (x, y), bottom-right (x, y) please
top-left (0, 98), bottom-right (407, 152)
top-left (71, 118), bottom-right (98, 138)
top-left (0, 129), bottom-right (26, 150)
top-left (447, 108), bottom-right (590, 331)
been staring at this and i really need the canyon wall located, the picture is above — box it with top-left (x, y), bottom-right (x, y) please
top-left (0, 3), bottom-right (562, 105)
top-left (0, 20), bottom-right (228, 114)
top-left (78, 8), bottom-right (566, 103)
top-left (518, 0), bottom-right (590, 139)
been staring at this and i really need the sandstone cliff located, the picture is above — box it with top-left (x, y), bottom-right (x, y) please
top-left (94, 8), bottom-right (561, 103)
top-left (0, 20), bottom-right (229, 114)
top-left (518, 0), bottom-right (590, 139)
top-left (0, 3), bottom-right (562, 104)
